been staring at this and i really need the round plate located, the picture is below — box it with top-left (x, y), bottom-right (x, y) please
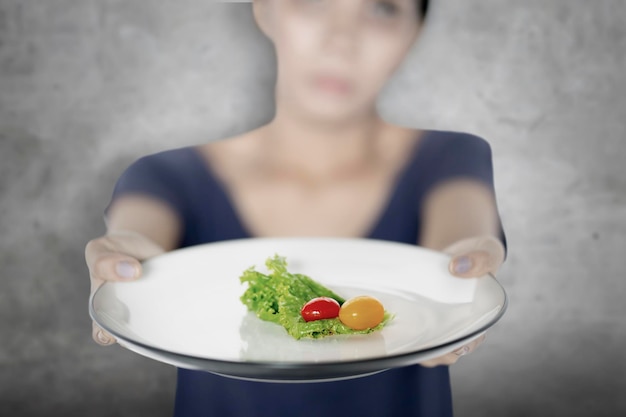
top-left (90, 237), bottom-right (507, 382)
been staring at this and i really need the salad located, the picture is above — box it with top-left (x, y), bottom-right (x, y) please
top-left (239, 255), bottom-right (393, 340)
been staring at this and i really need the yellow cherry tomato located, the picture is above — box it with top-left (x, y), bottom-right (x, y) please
top-left (338, 296), bottom-right (385, 331)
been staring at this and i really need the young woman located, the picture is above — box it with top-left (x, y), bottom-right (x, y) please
top-left (86, 1), bottom-right (507, 415)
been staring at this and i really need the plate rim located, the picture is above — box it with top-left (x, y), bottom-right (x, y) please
top-left (89, 237), bottom-right (508, 380)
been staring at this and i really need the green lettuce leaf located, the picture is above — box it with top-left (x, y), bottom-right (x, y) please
top-left (239, 255), bottom-right (393, 340)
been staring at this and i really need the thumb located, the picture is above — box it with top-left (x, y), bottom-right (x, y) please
top-left (444, 235), bottom-right (505, 278)
top-left (448, 251), bottom-right (494, 278)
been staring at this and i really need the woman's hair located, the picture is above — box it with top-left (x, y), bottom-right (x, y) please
top-left (419, 0), bottom-right (430, 19)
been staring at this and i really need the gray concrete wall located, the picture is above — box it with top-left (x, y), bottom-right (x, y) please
top-left (1, 0), bottom-right (625, 416)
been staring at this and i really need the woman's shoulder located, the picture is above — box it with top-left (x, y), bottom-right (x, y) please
top-left (128, 128), bottom-right (258, 172)
top-left (383, 122), bottom-right (490, 150)
top-left (116, 147), bottom-right (201, 188)
top-left (112, 146), bottom-right (205, 198)
top-left (424, 129), bottom-right (491, 147)
top-left (414, 130), bottom-right (496, 185)
top-left (419, 129), bottom-right (493, 159)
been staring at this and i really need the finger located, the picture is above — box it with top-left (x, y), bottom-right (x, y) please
top-left (92, 322), bottom-right (116, 346)
top-left (86, 238), bottom-right (139, 283)
top-left (449, 250), bottom-right (492, 278)
top-left (91, 253), bottom-right (142, 283)
top-left (444, 236), bottom-right (505, 278)
top-left (420, 334), bottom-right (486, 368)
top-left (420, 353), bottom-right (459, 368)
top-left (85, 233), bottom-right (165, 283)
top-left (85, 233), bottom-right (164, 268)
top-left (463, 333), bottom-right (486, 351)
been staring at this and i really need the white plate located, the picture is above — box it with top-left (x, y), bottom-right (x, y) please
top-left (90, 237), bottom-right (507, 382)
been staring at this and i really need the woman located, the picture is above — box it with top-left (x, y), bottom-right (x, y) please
top-left (86, 0), bottom-right (507, 415)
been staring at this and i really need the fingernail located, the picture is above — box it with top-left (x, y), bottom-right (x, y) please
top-left (454, 346), bottom-right (470, 356)
top-left (453, 256), bottom-right (473, 274)
top-left (96, 330), bottom-right (111, 344)
top-left (116, 261), bottom-right (137, 280)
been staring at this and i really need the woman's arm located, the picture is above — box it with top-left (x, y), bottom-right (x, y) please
top-left (417, 178), bottom-right (506, 367)
top-left (420, 179), bottom-right (500, 251)
top-left (85, 195), bottom-right (182, 345)
top-left (419, 179), bottom-right (506, 276)
top-left (105, 195), bottom-right (183, 251)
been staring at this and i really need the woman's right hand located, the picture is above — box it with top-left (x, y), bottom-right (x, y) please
top-left (85, 231), bottom-right (166, 346)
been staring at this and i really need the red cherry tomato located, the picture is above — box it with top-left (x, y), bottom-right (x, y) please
top-left (300, 297), bottom-right (341, 322)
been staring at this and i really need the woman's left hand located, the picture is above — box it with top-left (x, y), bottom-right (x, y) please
top-left (419, 235), bottom-right (505, 368)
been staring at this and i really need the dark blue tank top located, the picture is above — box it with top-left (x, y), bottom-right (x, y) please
top-left (108, 130), bottom-right (506, 417)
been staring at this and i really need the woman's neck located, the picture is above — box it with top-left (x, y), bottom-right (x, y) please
top-left (260, 105), bottom-right (388, 181)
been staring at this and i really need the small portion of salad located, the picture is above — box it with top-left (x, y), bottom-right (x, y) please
top-left (239, 255), bottom-right (393, 340)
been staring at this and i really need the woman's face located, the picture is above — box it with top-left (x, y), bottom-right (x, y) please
top-left (254, 0), bottom-right (422, 122)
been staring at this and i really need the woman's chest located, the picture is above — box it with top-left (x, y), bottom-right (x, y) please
top-left (222, 171), bottom-right (401, 238)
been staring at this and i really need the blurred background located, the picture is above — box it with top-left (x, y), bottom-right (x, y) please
top-left (1, 0), bottom-right (625, 416)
